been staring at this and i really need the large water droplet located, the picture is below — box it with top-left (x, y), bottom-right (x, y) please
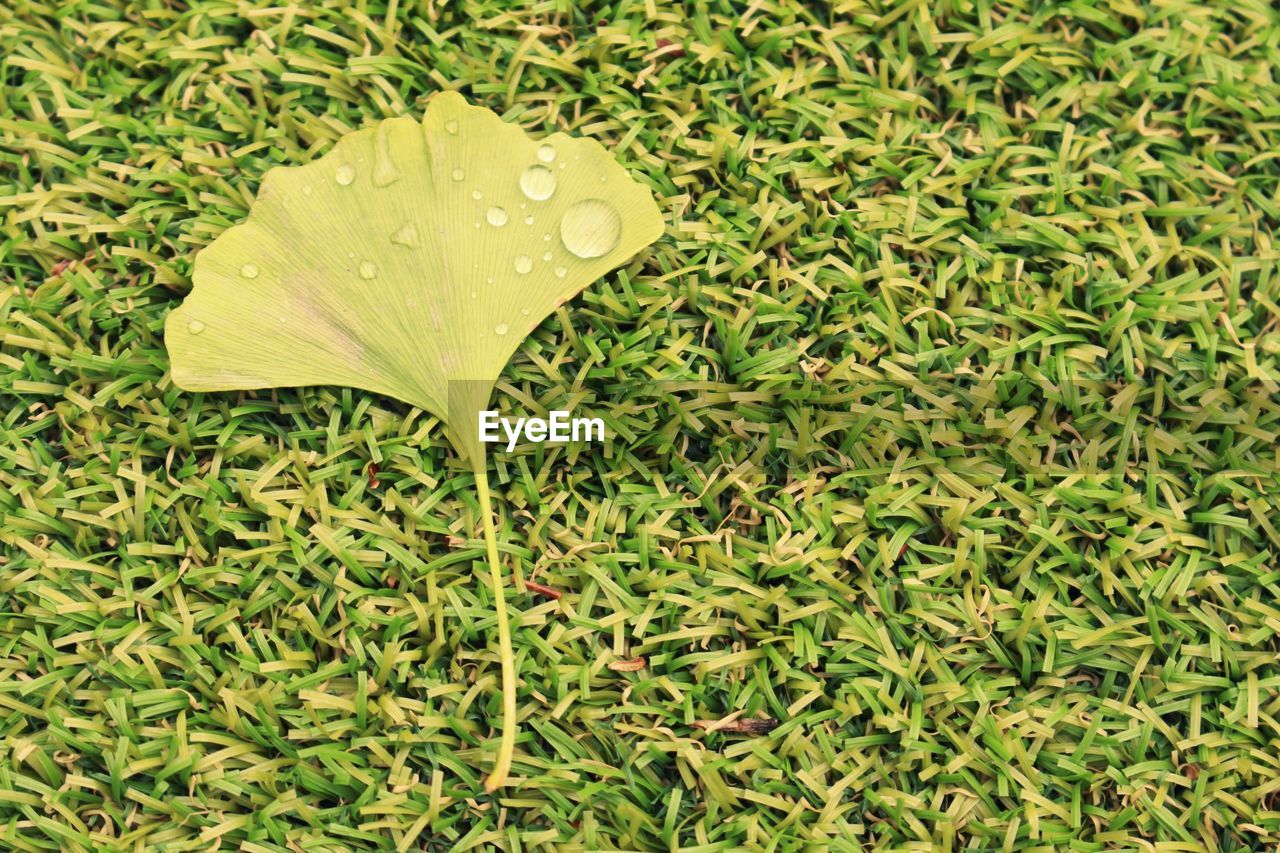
top-left (514, 255), bottom-right (533, 274)
top-left (537, 144), bottom-right (556, 163)
top-left (486, 206), bottom-right (508, 227)
top-left (187, 319), bottom-right (205, 334)
top-left (240, 263), bottom-right (259, 279)
top-left (451, 168), bottom-right (465, 182)
top-left (560, 198), bottom-right (622, 258)
top-left (335, 164), bottom-right (356, 185)
top-left (372, 122), bottom-right (401, 187)
top-left (495, 323), bottom-right (509, 336)
top-left (359, 261), bottom-right (378, 279)
top-left (445, 120), bottom-right (459, 134)
top-left (519, 165), bottom-right (556, 201)
top-left (392, 222), bottom-right (419, 247)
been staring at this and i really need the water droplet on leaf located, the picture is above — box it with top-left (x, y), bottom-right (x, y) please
top-left (514, 255), bottom-right (533, 274)
top-left (542, 251), bottom-right (552, 261)
top-left (519, 165), bottom-right (556, 201)
top-left (452, 168), bottom-right (465, 181)
top-left (537, 144), bottom-right (556, 163)
top-left (187, 319), bottom-right (205, 334)
top-left (495, 323), bottom-right (509, 335)
top-left (359, 261), bottom-right (378, 279)
top-left (392, 222), bottom-right (419, 247)
top-left (372, 123), bottom-right (401, 187)
top-left (560, 198), bottom-right (622, 258)
top-left (554, 266), bottom-right (567, 278)
top-left (487, 206), bottom-right (508, 227)
top-left (472, 190), bottom-right (483, 200)
top-left (335, 164), bottom-right (356, 185)
top-left (240, 263), bottom-right (259, 278)
top-left (524, 215), bottom-right (534, 225)
top-left (445, 119), bottom-right (459, 134)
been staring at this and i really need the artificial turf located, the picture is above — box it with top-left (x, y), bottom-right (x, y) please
top-left (3, 0), bottom-right (1280, 850)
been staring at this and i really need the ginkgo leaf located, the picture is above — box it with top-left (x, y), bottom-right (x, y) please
top-left (163, 92), bottom-right (664, 790)
top-left (165, 91), bottom-right (663, 463)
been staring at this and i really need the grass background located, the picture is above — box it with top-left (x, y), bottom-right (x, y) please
top-left (4, 0), bottom-right (1280, 849)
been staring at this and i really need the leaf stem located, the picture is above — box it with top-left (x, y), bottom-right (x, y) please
top-left (474, 456), bottom-right (516, 791)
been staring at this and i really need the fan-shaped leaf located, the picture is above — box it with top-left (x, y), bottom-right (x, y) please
top-left (165, 91), bottom-right (662, 460)
top-left (163, 93), bottom-right (664, 790)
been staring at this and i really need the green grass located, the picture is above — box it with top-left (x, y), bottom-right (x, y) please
top-left (3, 0), bottom-right (1280, 849)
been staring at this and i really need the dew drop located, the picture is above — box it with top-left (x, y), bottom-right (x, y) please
top-left (303, 185), bottom-right (314, 196)
top-left (542, 251), bottom-right (552, 261)
top-left (451, 168), bottom-right (465, 182)
top-left (524, 215), bottom-right (534, 225)
top-left (372, 122), bottom-right (401, 187)
top-left (519, 165), bottom-right (556, 201)
top-left (543, 233), bottom-right (552, 241)
top-left (335, 164), bottom-right (356, 186)
top-left (187, 319), bottom-right (205, 334)
top-left (554, 266), bottom-right (567, 278)
top-left (486, 275), bottom-right (495, 284)
top-left (472, 190), bottom-right (483, 200)
top-left (520, 307), bottom-right (531, 316)
top-left (495, 323), bottom-right (509, 336)
top-left (240, 263), bottom-right (259, 278)
top-left (514, 255), bottom-right (533, 274)
top-left (537, 144), bottom-right (556, 163)
top-left (445, 119), bottom-right (459, 134)
top-left (474, 222), bottom-right (481, 229)
top-left (486, 206), bottom-right (508, 227)
top-left (560, 198), bottom-right (622, 258)
top-left (391, 222), bottom-right (420, 247)
top-left (359, 260), bottom-right (378, 279)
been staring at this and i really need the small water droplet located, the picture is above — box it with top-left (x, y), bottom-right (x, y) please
top-left (560, 198), bottom-right (622, 258)
top-left (187, 319), bottom-right (205, 334)
top-left (240, 263), bottom-right (259, 278)
top-left (392, 222), bottom-right (420, 247)
top-left (542, 251), bottom-right (552, 261)
top-left (520, 307), bottom-right (531, 316)
top-left (471, 291), bottom-right (478, 299)
top-left (357, 261), bottom-right (377, 279)
top-left (558, 163), bottom-right (566, 170)
top-left (486, 275), bottom-right (494, 284)
top-left (524, 215), bottom-right (534, 225)
top-left (514, 255), bottom-right (533, 274)
top-left (430, 307), bottom-right (442, 330)
top-left (495, 323), bottom-right (509, 335)
top-left (372, 122), bottom-right (401, 187)
top-left (445, 119), bottom-right (459, 134)
top-left (600, 175), bottom-right (608, 183)
top-left (554, 266), bottom-right (567, 278)
top-left (472, 190), bottom-right (483, 200)
top-left (335, 164), bottom-right (356, 185)
top-left (537, 144), bottom-right (556, 163)
top-left (519, 202), bottom-right (527, 210)
top-left (474, 222), bottom-right (481, 229)
top-left (486, 206), bottom-right (508, 227)
top-left (519, 164), bottom-right (556, 201)
top-left (543, 233), bottom-right (552, 241)
top-left (303, 185), bottom-right (314, 196)
top-left (452, 168), bottom-right (464, 181)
